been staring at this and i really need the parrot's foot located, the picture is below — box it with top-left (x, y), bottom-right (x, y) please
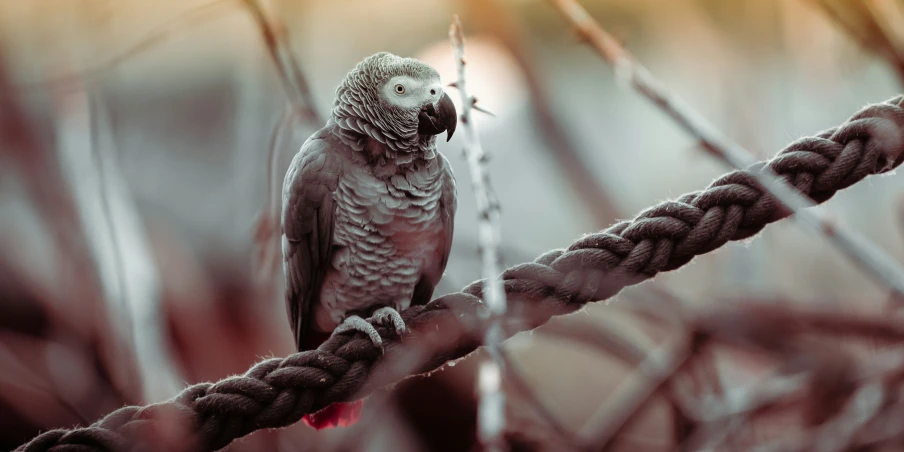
top-left (370, 306), bottom-right (407, 336)
top-left (333, 315), bottom-right (383, 350)
top-left (332, 307), bottom-right (407, 352)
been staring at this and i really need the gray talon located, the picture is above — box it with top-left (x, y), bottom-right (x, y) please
top-left (333, 315), bottom-right (383, 350)
top-left (371, 307), bottom-right (407, 336)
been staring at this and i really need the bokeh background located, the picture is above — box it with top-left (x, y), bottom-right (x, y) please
top-left (1, 0), bottom-right (903, 450)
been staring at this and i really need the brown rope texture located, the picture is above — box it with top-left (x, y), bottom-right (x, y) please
top-left (18, 96), bottom-right (904, 452)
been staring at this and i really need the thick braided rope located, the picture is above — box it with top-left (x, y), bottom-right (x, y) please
top-left (18, 97), bottom-right (904, 452)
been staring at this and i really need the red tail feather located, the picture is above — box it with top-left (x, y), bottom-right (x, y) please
top-left (299, 333), bottom-right (365, 429)
top-left (302, 400), bottom-right (364, 430)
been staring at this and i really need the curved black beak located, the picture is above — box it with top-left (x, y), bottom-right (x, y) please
top-left (417, 92), bottom-right (458, 142)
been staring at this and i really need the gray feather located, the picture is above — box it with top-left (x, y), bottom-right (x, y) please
top-left (282, 128), bottom-right (343, 350)
top-left (282, 53), bottom-right (456, 351)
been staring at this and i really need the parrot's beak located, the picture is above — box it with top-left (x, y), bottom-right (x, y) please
top-left (417, 92), bottom-right (458, 142)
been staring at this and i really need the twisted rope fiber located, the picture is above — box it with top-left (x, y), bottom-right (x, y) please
top-left (19, 97), bottom-right (904, 452)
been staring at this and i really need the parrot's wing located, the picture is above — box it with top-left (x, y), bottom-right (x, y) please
top-left (411, 154), bottom-right (457, 306)
top-left (282, 131), bottom-right (342, 351)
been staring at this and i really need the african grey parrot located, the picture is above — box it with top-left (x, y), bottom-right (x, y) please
top-left (281, 52), bottom-right (457, 428)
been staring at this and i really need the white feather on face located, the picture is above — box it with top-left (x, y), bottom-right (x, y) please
top-left (380, 74), bottom-right (444, 110)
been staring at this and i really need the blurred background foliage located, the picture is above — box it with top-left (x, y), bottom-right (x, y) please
top-left (1, 0), bottom-right (903, 450)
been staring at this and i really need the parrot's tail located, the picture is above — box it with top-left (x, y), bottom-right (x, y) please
top-left (302, 400), bottom-right (364, 430)
top-left (298, 332), bottom-right (364, 429)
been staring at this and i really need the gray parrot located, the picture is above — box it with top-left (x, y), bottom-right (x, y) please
top-left (281, 53), bottom-right (457, 395)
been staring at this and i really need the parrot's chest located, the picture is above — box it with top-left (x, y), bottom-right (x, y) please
top-left (314, 163), bottom-right (445, 330)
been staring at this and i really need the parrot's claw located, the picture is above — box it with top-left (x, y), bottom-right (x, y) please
top-left (370, 306), bottom-right (407, 336)
top-left (332, 308), bottom-right (407, 352)
top-left (333, 315), bottom-right (384, 351)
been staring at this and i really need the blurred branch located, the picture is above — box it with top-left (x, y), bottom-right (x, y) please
top-left (252, 105), bottom-right (296, 283)
top-left (10, 0), bottom-right (238, 93)
top-left (863, 0), bottom-right (904, 55)
top-left (497, 348), bottom-right (575, 446)
top-left (87, 88), bottom-right (183, 402)
top-left (52, 78), bottom-right (183, 402)
top-left (85, 91), bottom-right (136, 380)
top-left (8, 0), bottom-right (322, 290)
top-left (51, 84), bottom-right (141, 400)
top-left (0, 332), bottom-right (95, 426)
top-left (812, 383), bottom-right (884, 451)
top-left (540, 314), bottom-right (700, 441)
top-left (696, 301), bottom-right (904, 344)
top-left (539, 318), bottom-right (653, 367)
top-left (461, 0), bottom-right (621, 227)
top-left (450, 16), bottom-right (509, 452)
top-left (0, 170), bottom-right (127, 451)
top-left (0, 66), bottom-right (100, 325)
top-left (547, 0), bottom-right (904, 302)
top-left (854, 394), bottom-right (904, 447)
top-left (241, 0), bottom-right (323, 285)
top-left (0, 55), bottom-right (140, 404)
top-left (0, 256), bottom-right (116, 432)
top-left (680, 373), bottom-right (809, 450)
top-left (808, 0), bottom-right (904, 86)
top-left (240, 0), bottom-right (322, 125)
top-left (577, 335), bottom-right (694, 450)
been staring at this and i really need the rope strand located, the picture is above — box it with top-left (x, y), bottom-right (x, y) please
top-left (17, 96), bottom-right (904, 452)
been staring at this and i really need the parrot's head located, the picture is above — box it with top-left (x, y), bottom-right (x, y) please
top-left (333, 52), bottom-right (457, 147)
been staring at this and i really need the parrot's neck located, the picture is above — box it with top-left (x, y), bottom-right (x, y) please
top-left (365, 137), bottom-right (443, 179)
top-left (328, 119), bottom-right (438, 170)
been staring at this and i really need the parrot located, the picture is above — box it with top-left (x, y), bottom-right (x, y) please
top-left (281, 52), bottom-right (458, 429)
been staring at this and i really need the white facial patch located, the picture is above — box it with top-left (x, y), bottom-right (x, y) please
top-left (381, 75), bottom-right (443, 110)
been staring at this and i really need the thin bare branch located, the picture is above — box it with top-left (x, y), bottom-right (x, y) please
top-left (807, 0), bottom-right (904, 86)
top-left (10, 0), bottom-right (237, 94)
top-left (0, 54), bottom-right (146, 405)
top-left (539, 316), bottom-right (699, 435)
top-left (862, 0), bottom-right (904, 59)
top-left (695, 301), bottom-right (904, 345)
top-left (240, 0), bottom-right (322, 125)
top-left (49, 78), bottom-right (182, 403)
top-left (461, 0), bottom-right (622, 227)
top-left (450, 16), bottom-right (508, 452)
top-left (539, 318), bottom-right (653, 367)
top-left (812, 383), bottom-right (884, 452)
top-left (681, 373), bottom-right (809, 450)
top-left (576, 335), bottom-right (694, 450)
top-left (498, 348), bottom-right (575, 445)
top-left (241, 0), bottom-right (323, 288)
top-left (252, 105), bottom-right (296, 282)
top-left (547, 0), bottom-right (904, 302)
top-left (89, 88), bottom-right (183, 402)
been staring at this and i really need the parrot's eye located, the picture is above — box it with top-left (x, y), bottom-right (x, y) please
top-left (394, 84), bottom-right (406, 95)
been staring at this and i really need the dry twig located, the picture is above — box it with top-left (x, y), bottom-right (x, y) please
top-left (497, 348), bottom-right (574, 445)
top-left (547, 0), bottom-right (904, 302)
top-left (577, 335), bottom-right (694, 450)
top-left (10, 0), bottom-right (237, 94)
top-left (450, 16), bottom-right (509, 452)
top-left (253, 105), bottom-right (297, 282)
top-left (460, 0), bottom-right (622, 226)
top-left (240, 0), bottom-right (321, 125)
top-left (242, 0), bottom-right (324, 284)
top-left (808, 0), bottom-right (904, 86)
top-left (86, 88), bottom-right (182, 402)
